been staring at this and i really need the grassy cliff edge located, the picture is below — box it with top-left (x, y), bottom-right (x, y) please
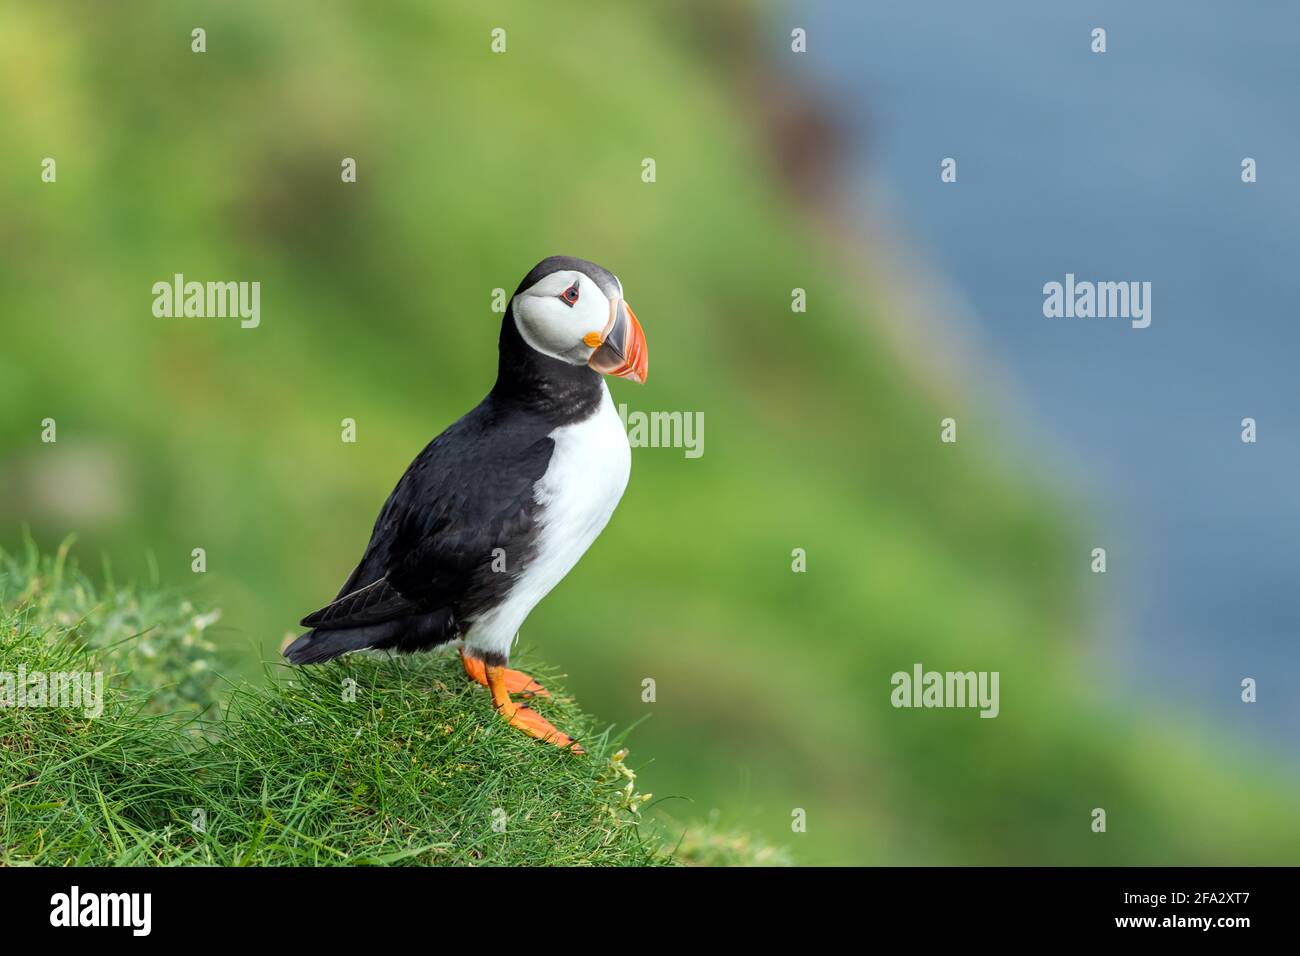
top-left (0, 545), bottom-right (674, 866)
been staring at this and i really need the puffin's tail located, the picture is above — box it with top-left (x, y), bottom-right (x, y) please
top-left (283, 609), bottom-right (459, 664)
top-left (283, 626), bottom-right (387, 664)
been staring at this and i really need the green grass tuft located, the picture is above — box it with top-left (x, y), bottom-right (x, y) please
top-left (0, 547), bottom-right (668, 866)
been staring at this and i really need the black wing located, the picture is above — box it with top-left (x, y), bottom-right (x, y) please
top-left (299, 395), bottom-right (556, 637)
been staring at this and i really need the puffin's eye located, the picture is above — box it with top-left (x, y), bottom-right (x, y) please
top-left (560, 282), bottom-right (580, 307)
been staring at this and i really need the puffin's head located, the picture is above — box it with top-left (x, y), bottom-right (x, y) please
top-left (509, 256), bottom-right (648, 384)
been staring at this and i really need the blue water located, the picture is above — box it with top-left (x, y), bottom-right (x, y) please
top-left (793, 1), bottom-right (1300, 747)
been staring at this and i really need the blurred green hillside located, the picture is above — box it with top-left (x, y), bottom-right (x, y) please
top-left (3, 1), bottom-right (1298, 864)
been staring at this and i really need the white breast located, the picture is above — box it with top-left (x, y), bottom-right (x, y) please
top-left (464, 383), bottom-right (631, 658)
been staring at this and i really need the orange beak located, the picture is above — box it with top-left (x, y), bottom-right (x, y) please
top-left (587, 298), bottom-right (648, 384)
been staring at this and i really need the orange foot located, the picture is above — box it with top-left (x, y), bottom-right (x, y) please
top-left (498, 699), bottom-right (584, 754)
top-left (461, 650), bottom-right (583, 754)
top-left (460, 648), bottom-right (550, 698)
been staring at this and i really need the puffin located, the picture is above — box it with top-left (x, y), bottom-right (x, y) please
top-left (284, 256), bottom-right (647, 753)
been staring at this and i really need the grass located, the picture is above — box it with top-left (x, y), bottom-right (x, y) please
top-left (0, 545), bottom-right (670, 866)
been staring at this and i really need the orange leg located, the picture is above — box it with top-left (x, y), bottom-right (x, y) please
top-left (460, 648), bottom-right (550, 698)
top-left (486, 662), bottom-right (583, 753)
top-left (460, 650), bottom-right (582, 753)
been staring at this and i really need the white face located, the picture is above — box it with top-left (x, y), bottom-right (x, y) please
top-left (512, 269), bottom-right (620, 365)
